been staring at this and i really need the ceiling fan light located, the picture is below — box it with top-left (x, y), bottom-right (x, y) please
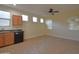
top-left (51, 13), bottom-right (54, 15)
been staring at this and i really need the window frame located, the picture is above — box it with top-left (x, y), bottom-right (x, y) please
top-left (40, 18), bottom-right (44, 23)
top-left (32, 16), bottom-right (38, 23)
top-left (22, 15), bottom-right (28, 22)
top-left (0, 10), bottom-right (10, 27)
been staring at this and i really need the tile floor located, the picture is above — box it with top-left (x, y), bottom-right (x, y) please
top-left (0, 35), bottom-right (79, 54)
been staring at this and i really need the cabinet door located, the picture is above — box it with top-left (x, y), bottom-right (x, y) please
top-left (12, 15), bottom-right (22, 26)
top-left (4, 32), bottom-right (14, 46)
top-left (0, 34), bottom-right (4, 47)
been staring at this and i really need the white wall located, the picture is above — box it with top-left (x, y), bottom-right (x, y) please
top-left (46, 10), bottom-right (79, 41)
top-left (22, 18), bottom-right (47, 39)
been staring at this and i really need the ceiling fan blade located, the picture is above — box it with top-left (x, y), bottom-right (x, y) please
top-left (48, 8), bottom-right (53, 13)
top-left (48, 10), bottom-right (52, 13)
top-left (48, 8), bottom-right (59, 15)
top-left (54, 11), bottom-right (59, 13)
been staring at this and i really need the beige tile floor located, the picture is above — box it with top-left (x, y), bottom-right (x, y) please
top-left (0, 35), bottom-right (79, 54)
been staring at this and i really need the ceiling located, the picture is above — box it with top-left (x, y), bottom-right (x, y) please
top-left (3, 4), bottom-right (79, 17)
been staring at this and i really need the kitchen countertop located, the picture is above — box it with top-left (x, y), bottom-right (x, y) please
top-left (0, 29), bottom-right (23, 33)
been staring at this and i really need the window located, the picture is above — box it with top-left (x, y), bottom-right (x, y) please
top-left (0, 10), bottom-right (10, 19)
top-left (33, 16), bottom-right (37, 22)
top-left (45, 20), bottom-right (53, 30)
top-left (40, 18), bottom-right (44, 23)
top-left (68, 16), bottom-right (79, 30)
top-left (0, 10), bottom-right (10, 26)
top-left (22, 15), bottom-right (28, 21)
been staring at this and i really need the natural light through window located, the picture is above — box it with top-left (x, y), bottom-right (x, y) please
top-left (68, 16), bottom-right (79, 30)
top-left (46, 20), bottom-right (53, 30)
top-left (0, 10), bottom-right (10, 19)
top-left (22, 15), bottom-right (28, 21)
top-left (33, 16), bottom-right (37, 22)
top-left (0, 10), bottom-right (10, 26)
top-left (40, 18), bottom-right (44, 23)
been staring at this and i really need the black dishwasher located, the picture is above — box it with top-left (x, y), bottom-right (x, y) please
top-left (14, 30), bottom-right (24, 44)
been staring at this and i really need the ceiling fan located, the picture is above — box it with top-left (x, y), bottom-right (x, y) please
top-left (48, 8), bottom-right (59, 15)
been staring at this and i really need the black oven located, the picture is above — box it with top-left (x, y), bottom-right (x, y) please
top-left (14, 30), bottom-right (24, 44)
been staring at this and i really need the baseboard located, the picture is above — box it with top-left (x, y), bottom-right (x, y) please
top-left (24, 33), bottom-right (79, 41)
top-left (24, 34), bottom-right (46, 40)
top-left (47, 34), bottom-right (79, 41)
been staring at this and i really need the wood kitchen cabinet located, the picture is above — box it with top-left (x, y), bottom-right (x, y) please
top-left (12, 15), bottom-right (22, 26)
top-left (0, 32), bottom-right (14, 47)
top-left (4, 32), bottom-right (14, 46)
top-left (0, 33), bottom-right (4, 47)
top-left (0, 30), bottom-right (23, 48)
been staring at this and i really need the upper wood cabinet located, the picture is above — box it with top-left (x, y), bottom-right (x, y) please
top-left (12, 15), bottom-right (22, 26)
top-left (4, 32), bottom-right (14, 46)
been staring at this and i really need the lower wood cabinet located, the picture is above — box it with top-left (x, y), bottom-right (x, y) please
top-left (0, 33), bottom-right (4, 47)
top-left (0, 32), bottom-right (14, 47)
top-left (4, 32), bottom-right (14, 46)
top-left (0, 31), bottom-right (23, 48)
